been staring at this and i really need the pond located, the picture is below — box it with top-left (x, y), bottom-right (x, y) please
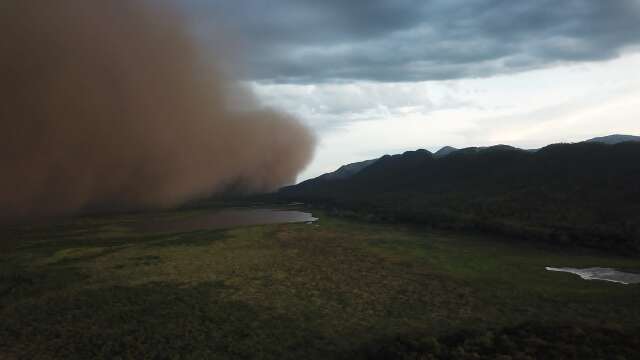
top-left (545, 267), bottom-right (640, 284)
top-left (137, 208), bottom-right (317, 233)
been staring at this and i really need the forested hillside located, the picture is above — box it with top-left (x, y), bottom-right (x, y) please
top-left (280, 142), bottom-right (640, 253)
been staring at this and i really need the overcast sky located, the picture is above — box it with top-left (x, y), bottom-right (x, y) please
top-left (182, 0), bottom-right (640, 181)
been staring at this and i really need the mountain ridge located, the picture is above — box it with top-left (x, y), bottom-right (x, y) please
top-left (303, 134), bottom-right (640, 184)
top-left (585, 134), bottom-right (640, 145)
top-left (280, 137), bottom-right (640, 253)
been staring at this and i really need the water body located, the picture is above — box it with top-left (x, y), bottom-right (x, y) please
top-left (138, 208), bottom-right (318, 233)
top-left (545, 267), bottom-right (640, 284)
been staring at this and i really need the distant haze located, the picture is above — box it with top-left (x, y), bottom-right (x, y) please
top-left (0, 0), bottom-right (315, 222)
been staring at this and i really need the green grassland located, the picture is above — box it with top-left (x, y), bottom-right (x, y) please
top-left (1, 208), bottom-right (639, 359)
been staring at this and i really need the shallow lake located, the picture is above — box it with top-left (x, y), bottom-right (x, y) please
top-left (137, 208), bottom-right (318, 233)
top-left (545, 267), bottom-right (640, 284)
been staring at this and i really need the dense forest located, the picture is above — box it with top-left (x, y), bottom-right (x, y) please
top-left (279, 142), bottom-right (640, 254)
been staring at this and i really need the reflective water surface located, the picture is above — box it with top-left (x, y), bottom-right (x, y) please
top-left (545, 267), bottom-right (640, 284)
top-left (138, 208), bottom-right (317, 233)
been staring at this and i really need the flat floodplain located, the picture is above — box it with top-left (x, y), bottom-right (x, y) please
top-left (1, 207), bottom-right (639, 359)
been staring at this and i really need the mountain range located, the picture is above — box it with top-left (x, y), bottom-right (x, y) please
top-left (279, 134), bottom-right (640, 253)
top-left (302, 134), bottom-right (640, 183)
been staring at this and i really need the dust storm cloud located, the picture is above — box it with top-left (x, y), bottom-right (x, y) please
top-left (0, 0), bottom-right (315, 221)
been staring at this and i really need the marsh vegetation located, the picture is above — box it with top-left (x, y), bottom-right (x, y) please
top-left (1, 206), bottom-right (639, 358)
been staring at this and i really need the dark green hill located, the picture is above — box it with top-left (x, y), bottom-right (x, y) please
top-left (280, 142), bottom-right (640, 253)
top-left (586, 134), bottom-right (640, 144)
top-left (434, 146), bottom-right (459, 158)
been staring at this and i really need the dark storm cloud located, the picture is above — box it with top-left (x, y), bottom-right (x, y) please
top-left (184, 0), bottom-right (640, 83)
